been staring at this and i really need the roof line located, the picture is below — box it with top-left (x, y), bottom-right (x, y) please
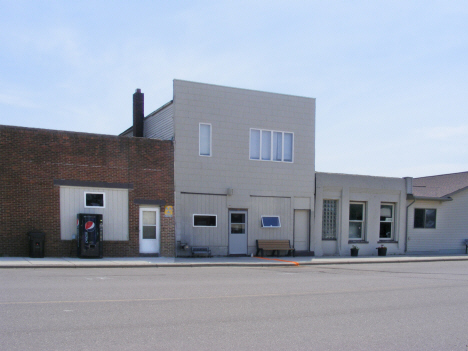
top-left (407, 195), bottom-right (453, 202)
top-left (414, 171), bottom-right (468, 179)
top-left (119, 100), bottom-right (173, 136)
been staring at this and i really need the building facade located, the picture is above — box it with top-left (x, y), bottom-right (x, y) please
top-left (0, 125), bottom-right (174, 257)
top-left (314, 172), bottom-right (408, 256)
top-left (406, 172), bottom-right (468, 254)
top-left (2, 80), bottom-right (466, 257)
top-left (123, 80), bottom-right (315, 256)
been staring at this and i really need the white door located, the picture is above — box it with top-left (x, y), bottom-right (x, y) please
top-left (294, 210), bottom-right (309, 251)
top-left (229, 210), bottom-right (248, 255)
top-left (139, 207), bottom-right (160, 254)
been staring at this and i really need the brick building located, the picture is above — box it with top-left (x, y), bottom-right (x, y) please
top-left (0, 125), bottom-right (174, 257)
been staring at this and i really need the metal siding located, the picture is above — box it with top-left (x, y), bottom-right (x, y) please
top-left (144, 104), bottom-right (174, 140)
top-left (407, 190), bottom-right (468, 253)
top-left (59, 187), bottom-right (129, 241)
top-left (294, 209), bottom-right (309, 250)
top-left (173, 80), bottom-right (315, 204)
top-left (249, 196), bottom-right (292, 246)
top-left (181, 194), bottom-right (228, 251)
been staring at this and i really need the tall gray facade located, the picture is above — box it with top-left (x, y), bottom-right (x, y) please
top-left (125, 80), bottom-right (316, 256)
top-left (172, 80), bottom-right (316, 256)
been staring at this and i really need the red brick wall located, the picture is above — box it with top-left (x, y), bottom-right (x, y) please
top-left (0, 125), bottom-right (174, 257)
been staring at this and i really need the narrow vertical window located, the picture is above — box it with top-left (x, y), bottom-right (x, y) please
top-left (199, 123), bottom-right (211, 156)
top-left (379, 204), bottom-right (394, 239)
top-left (272, 131), bottom-right (283, 161)
top-left (322, 200), bottom-right (337, 239)
top-left (250, 129), bottom-right (260, 160)
top-left (261, 130), bottom-right (271, 160)
top-left (283, 133), bottom-right (293, 162)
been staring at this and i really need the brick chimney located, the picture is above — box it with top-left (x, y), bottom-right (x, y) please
top-left (133, 88), bottom-right (144, 137)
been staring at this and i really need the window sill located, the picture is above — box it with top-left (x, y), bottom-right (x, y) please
top-left (377, 240), bottom-right (398, 244)
top-left (348, 240), bottom-right (369, 244)
top-left (322, 238), bottom-right (337, 241)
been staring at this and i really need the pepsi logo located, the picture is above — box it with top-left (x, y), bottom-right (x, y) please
top-left (84, 221), bottom-right (95, 231)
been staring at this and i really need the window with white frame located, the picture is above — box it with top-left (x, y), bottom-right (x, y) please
top-left (199, 123), bottom-right (212, 156)
top-left (379, 203), bottom-right (394, 239)
top-left (414, 208), bottom-right (436, 228)
top-left (261, 216), bottom-right (281, 228)
top-left (84, 192), bottom-right (105, 208)
top-left (349, 202), bottom-right (365, 240)
top-left (193, 214), bottom-right (217, 227)
top-left (322, 200), bottom-right (338, 239)
top-left (250, 129), bottom-right (293, 162)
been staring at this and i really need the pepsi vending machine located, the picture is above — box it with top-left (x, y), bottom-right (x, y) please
top-left (77, 214), bottom-right (103, 258)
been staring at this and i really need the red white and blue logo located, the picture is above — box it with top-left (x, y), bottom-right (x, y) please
top-left (84, 221), bottom-right (95, 231)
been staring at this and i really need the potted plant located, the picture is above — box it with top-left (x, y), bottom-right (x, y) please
top-left (377, 244), bottom-right (387, 256)
top-left (350, 245), bottom-right (359, 257)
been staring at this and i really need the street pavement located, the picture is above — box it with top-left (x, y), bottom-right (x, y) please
top-left (2, 260), bottom-right (468, 350)
top-left (1, 254), bottom-right (468, 268)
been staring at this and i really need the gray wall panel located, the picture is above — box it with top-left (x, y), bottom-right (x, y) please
top-left (249, 196), bottom-right (292, 247)
top-left (180, 193), bottom-right (228, 253)
top-left (59, 186), bottom-right (129, 241)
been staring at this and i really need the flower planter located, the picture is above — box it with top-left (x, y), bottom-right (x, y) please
top-left (377, 247), bottom-right (387, 256)
top-left (350, 248), bottom-right (359, 257)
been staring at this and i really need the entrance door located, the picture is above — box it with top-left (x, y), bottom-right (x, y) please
top-left (228, 210), bottom-right (247, 255)
top-left (294, 210), bottom-right (309, 251)
top-left (139, 207), bottom-right (160, 254)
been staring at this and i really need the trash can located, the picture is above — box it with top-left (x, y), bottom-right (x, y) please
top-left (28, 232), bottom-right (45, 258)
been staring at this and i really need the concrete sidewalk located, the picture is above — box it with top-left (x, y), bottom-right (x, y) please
top-left (1, 254), bottom-right (468, 268)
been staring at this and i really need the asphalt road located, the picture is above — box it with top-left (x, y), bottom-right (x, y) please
top-left (1, 261), bottom-right (468, 350)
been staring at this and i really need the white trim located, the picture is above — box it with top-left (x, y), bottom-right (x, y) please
top-left (84, 192), bottom-right (105, 208)
top-left (261, 215), bottom-right (281, 228)
top-left (379, 203), bottom-right (394, 240)
top-left (349, 202), bottom-right (365, 240)
top-left (139, 207), bottom-right (160, 254)
top-left (249, 128), bottom-right (294, 163)
top-left (193, 214), bottom-right (217, 227)
top-left (199, 123), bottom-right (212, 157)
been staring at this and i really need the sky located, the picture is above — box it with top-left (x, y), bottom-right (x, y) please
top-left (1, 1), bottom-right (467, 178)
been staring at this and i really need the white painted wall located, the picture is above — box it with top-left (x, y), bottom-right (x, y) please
top-left (314, 172), bottom-right (407, 256)
top-left (407, 189), bottom-right (468, 253)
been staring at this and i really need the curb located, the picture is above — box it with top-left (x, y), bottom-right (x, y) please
top-left (1, 255), bottom-right (468, 268)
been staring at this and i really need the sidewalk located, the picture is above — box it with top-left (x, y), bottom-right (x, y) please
top-left (1, 254), bottom-right (468, 268)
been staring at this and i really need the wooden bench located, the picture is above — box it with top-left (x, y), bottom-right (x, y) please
top-left (256, 240), bottom-right (295, 257)
top-left (191, 246), bottom-right (211, 257)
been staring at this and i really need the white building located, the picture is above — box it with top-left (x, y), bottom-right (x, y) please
top-left (314, 172), bottom-right (407, 256)
top-left (407, 172), bottom-right (468, 254)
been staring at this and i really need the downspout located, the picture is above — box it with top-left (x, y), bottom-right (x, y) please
top-left (404, 177), bottom-right (414, 253)
top-left (405, 199), bottom-right (415, 253)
